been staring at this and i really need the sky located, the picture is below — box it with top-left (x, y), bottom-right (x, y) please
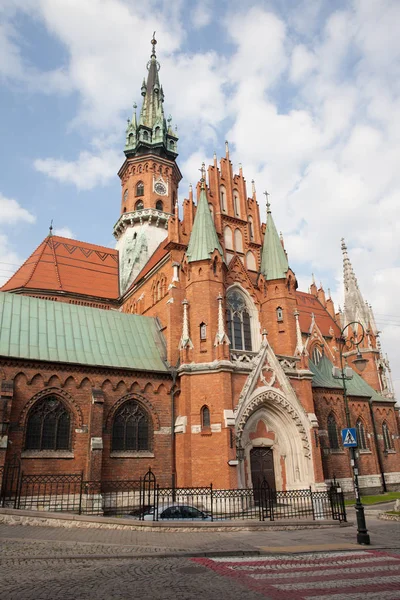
top-left (0, 0), bottom-right (399, 398)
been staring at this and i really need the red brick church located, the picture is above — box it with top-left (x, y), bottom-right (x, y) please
top-left (0, 38), bottom-right (398, 496)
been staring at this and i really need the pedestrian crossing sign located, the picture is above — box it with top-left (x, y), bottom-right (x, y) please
top-left (342, 427), bottom-right (358, 447)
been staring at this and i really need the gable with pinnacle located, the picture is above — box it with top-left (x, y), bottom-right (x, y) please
top-left (226, 254), bottom-right (258, 302)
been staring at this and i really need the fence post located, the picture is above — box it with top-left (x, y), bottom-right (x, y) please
top-left (210, 483), bottom-right (213, 522)
top-left (16, 471), bottom-right (23, 510)
top-left (309, 486), bottom-right (315, 520)
top-left (78, 472), bottom-right (83, 515)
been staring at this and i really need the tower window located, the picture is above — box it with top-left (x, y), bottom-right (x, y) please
top-left (169, 140), bottom-right (174, 150)
top-left (200, 322), bottom-right (207, 340)
top-left (123, 189), bottom-right (128, 202)
top-left (201, 406), bottom-right (211, 429)
top-left (226, 290), bottom-right (252, 351)
top-left (25, 396), bottom-right (71, 451)
top-left (135, 200), bottom-right (144, 211)
top-left (155, 126), bottom-right (160, 139)
top-left (136, 182), bottom-right (144, 196)
top-left (220, 186), bottom-right (226, 212)
top-left (156, 200), bottom-right (163, 211)
top-left (143, 131), bottom-right (149, 141)
top-left (276, 307), bottom-right (283, 322)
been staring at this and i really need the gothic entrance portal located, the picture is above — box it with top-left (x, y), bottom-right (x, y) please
top-left (250, 447), bottom-right (275, 490)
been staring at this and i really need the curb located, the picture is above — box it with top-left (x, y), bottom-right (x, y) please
top-left (0, 508), bottom-right (350, 532)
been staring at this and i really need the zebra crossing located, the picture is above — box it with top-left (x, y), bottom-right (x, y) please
top-left (193, 550), bottom-right (400, 599)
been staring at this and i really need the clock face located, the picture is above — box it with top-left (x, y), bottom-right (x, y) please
top-left (154, 182), bottom-right (167, 195)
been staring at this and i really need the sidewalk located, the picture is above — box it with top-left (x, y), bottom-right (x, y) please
top-left (1, 506), bottom-right (399, 558)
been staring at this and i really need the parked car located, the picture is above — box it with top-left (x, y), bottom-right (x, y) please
top-left (130, 504), bottom-right (212, 521)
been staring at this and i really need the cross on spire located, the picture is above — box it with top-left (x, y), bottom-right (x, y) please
top-left (264, 190), bottom-right (271, 213)
top-left (151, 32), bottom-right (157, 57)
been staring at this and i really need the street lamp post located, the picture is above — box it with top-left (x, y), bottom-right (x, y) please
top-left (334, 321), bottom-right (370, 545)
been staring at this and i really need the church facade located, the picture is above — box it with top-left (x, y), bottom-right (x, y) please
top-left (0, 38), bottom-right (399, 497)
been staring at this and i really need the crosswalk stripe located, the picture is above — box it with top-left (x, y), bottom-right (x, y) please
top-left (274, 574), bottom-right (400, 591)
top-left (305, 592), bottom-right (400, 600)
top-left (250, 563), bottom-right (400, 580)
top-left (210, 551), bottom-right (368, 562)
top-left (226, 555), bottom-right (395, 571)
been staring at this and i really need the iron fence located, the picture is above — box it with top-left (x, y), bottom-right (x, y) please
top-left (0, 465), bottom-right (346, 522)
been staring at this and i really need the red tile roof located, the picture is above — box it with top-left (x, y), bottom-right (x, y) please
top-left (296, 291), bottom-right (340, 337)
top-left (1, 235), bottom-right (119, 300)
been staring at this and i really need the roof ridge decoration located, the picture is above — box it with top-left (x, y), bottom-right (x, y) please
top-left (48, 235), bottom-right (63, 289)
top-left (260, 191), bottom-right (289, 280)
top-left (186, 164), bottom-right (225, 263)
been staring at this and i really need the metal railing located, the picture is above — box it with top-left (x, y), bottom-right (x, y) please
top-left (0, 466), bottom-right (346, 522)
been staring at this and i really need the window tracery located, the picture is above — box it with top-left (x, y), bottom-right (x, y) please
top-left (112, 401), bottom-right (151, 452)
top-left (25, 396), bottom-right (71, 451)
top-left (226, 290), bottom-right (252, 351)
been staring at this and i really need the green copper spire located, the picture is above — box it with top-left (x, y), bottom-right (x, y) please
top-left (260, 192), bottom-right (289, 280)
top-left (124, 34), bottom-right (178, 159)
top-left (186, 165), bottom-right (225, 263)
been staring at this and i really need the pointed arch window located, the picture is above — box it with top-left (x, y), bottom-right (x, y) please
top-left (226, 290), bottom-right (252, 351)
top-left (135, 200), bottom-right (144, 211)
top-left (123, 189), bottom-right (128, 202)
top-left (224, 226), bottom-right (233, 250)
top-left (356, 419), bottom-right (369, 451)
top-left (233, 190), bottom-right (240, 216)
top-left (234, 228), bottom-right (243, 253)
top-left (25, 396), bottom-right (71, 451)
top-left (248, 216), bottom-right (254, 240)
top-left (382, 422), bottom-right (393, 451)
top-left (136, 182), bottom-right (144, 197)
top-left (327, 413), bottom-right (339, 449)
top-left (200, 322), bottom-right (207, 340)
top-left (201, 405), bottom-right (211, 429)
top-left (220, 186), bottom-right (226, 212)
top-left (276, 307), bottom-right (283, 322)
top-left (156, 199), bottom-right (163, 211)
top-left (143, 131), bottom-right (149, 141)
top-left (246, 251), bottom-right (256, 271)
top-left (312, 346), bottom-right (323, 365)
top-left (112, 401), bottom-right (151, 452)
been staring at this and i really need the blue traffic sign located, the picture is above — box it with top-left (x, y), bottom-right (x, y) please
top-left (342, 428), bottom-right (357, 448)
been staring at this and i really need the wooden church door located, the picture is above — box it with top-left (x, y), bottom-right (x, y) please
top-left (250, 447), bottom-right (276, 490)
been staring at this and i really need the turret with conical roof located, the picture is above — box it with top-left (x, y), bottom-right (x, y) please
top-left (260, 192), bottom-right (289, 280)
top-left (124, 34), bottom-right (178, 160)
top-left (186, 164), bottom-right (225, 263)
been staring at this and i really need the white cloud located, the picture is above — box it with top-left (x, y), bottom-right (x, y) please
top-left (34, 148), bottom-right (121, 190)
top-left (52, 227), bottom-right (75, 238)
top-left (0, 193), bottom-right (36, 225)
top-left (190, 1), bottom-right (212, 29)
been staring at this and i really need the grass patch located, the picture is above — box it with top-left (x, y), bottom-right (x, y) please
top-left (386, 511), bottom-right (400, 516)
top-left (344, 492), bottom-right (400, 506)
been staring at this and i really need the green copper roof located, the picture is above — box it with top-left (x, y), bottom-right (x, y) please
top-left (261, 207), bottom-right (289, 280)
top-left (186, 181), bottom-right (225, 263)
top-left (0, 292), bottom-right (168, 372)
top-left (309, 355), bottom-right (386, 401)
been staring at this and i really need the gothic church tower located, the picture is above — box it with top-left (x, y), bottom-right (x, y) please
top-left (114, 36), bottom-right (182, 295)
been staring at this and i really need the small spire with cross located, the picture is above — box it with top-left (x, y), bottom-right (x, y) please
top-left (49, 219), bottom-right (53, 236)
top-left (199, 162), bottom-right (206, 187)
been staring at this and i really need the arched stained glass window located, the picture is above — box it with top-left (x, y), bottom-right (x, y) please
top-left (112, 401), bottom-right (151, 452)
top-left (136, 181), bottom-right (144, 196)
top-left (382, 422), bottom-right (393, 451)
top-left (226, 290), bottom-right (252, 351)
top-left (312, 346), bottom-right (323, 365)
top-left (327, 413), bottom-right (339, 449)
top-left (25, 396), bottom-right (71, 450)
top-left (356, 419), bottom-right (368, 450)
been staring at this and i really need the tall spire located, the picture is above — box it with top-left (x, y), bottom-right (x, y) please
top-left (341, 238), bottom-right (372, 329)
top-left (124, 34), bottom-right (178, 159)
top-left (260, 192), bottom-right (288, 280)
top-left (186, 164), bottom-right (225, 263)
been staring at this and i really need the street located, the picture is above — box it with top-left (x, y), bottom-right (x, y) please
top-left (1, 508), bottom-right (400, 599)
